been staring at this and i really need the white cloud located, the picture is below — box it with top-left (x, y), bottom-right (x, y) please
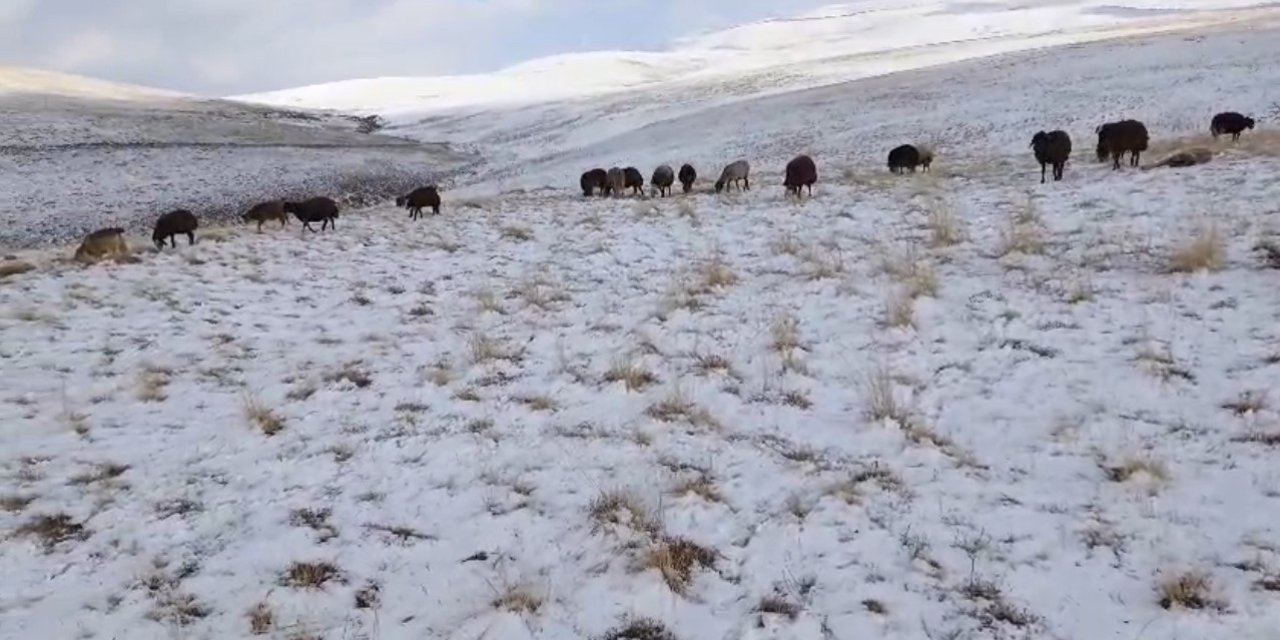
top-left (46, 29), bottom-right (116, 71)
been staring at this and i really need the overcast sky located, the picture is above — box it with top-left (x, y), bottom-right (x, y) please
top-left (0, 0), bottom-right (832, 96)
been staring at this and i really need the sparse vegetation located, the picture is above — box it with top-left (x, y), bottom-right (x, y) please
top-left (243, 394), bottom-right (286, 435)
top-left (1156, 571), bottom-right (1224, 611)
top-left (16, 513), bottom-right (88, 551)
top-left (1168, 224), bottom-right (1225, 273)
top-left (604, 355), bottom-right (659, 391)
top-left (644, 536), bottom-right (717, 594)
top-left (280, 561), bottom-right (344, 589)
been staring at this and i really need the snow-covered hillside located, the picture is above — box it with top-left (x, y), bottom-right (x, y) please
top-left (0, 66), bottom-right (472, 250)
top-left (233, 0), bottom-right (1278, 188)
top-left (4, 7), bottom-right (1280, 640)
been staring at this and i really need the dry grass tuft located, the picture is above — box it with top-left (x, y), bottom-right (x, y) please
top-left (470, 334), bottom-right (524, 364)
top-left (324, 361), bottom-right (374, 389)
top-left (646, 389), bottom-right (722, 430)
top-left (1168, 224), bottom-right (1225, 273)
top-left (863, 367), bottom-right (906, 424)
top-left (926, 201), bottom-right (965, 247)
top-left (491, 584), bottom-right (544, 615)
top-left (1102, 457), bottom-right (1170, 484)
top-left (597, 617), bottom-right (678, 640)
top-left (1255, 239), bottom-right (1280, 268)
top-left (280, 561), bottom-right (344, 589)
top-left (1156, 571), bottom-right (1224, 611)
top-left (1222, 390), bottom-right (1267, 416)
top-left (770, 316), bottom-right (802, 354)
top-left (699, 255), bottom-right (738, 289)
top-left (136, 366), bottom-right (172, 402)
top-left (883, 288), bottom-right (916, 328)
top-left (755, 595), bottom-right (802, 620)
top-left (771, 233), bottom-right (804, 256)
top-left (247, 601), bottom-right (274, 635)
top-left (0, 260), bottom-right (36, 279)
top-left (69, 462), bottom-right (129, 486)
top-left (589, 489), bottom-right (663, 538)
top-left (996, 216), bottom-right (1047, 257)
top-left (500, 226), bottom-right (534, 242)
top-left (243, 394), bottom-right (286, 436)
top-left (604, 355), bottom-right (659, 391)
top-left (288, 507), bottom-right (338, 542)
top-left (518, 394), bottom-right (558, 412)
top-left (1, 494), bottom-right (36, 513)
top-left (670, 473), bottom-right (723, 503)
top-left (16, 513), bottom-right (88, 551)
top-left (644, 536), bottom-right (717, 594)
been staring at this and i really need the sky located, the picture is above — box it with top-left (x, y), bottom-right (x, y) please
top-left (0, 0), bottom-right (834, 96)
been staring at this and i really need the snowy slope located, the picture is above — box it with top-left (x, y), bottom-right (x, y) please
top-left (0, 66), bottom-right (472, 250)
top-left (233, 0), bottom-right (1277, 178)
top-left (4, 10), bottom-right (1280, 640)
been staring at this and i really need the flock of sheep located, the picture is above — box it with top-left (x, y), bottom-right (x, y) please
top-left (67, 111), bottom-right (1258, 263)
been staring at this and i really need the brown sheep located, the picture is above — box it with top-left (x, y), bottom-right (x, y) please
top-left (678, 164), bottom-right (697, 194)
top-left (1142, 147), bottom-right (1213, 170)
top-left (284, 197), bottom-right (340, 232)
top-left (1095, 119), bottom-right (1148, 169)
top-left (623, 167), bottom-right (644, 195)
top-left (242, 201), bottom-right (288, 231)
top-left (152, 209), bottom-right (198, 249)
top-left (714, 160), bottom-right (750, 193)
top-left (74, 227), bottom-right (129, 264)
top-left (651, 165), bottom-right (675, 197)
top-left (783, 154), bottom-right (817, 197)
top-left (1210, 112), bottom-right (1255, 142)
top-left (397, 186), bottom-right (442, 220)
top-left (1030, 130), bottom-right (1072, 183)
top-left (917, 145), bottom-right (934, 172)
top-left (580, 168), bottom-right (608, 197)
top-left (606, 167), bottom-right (625, 197)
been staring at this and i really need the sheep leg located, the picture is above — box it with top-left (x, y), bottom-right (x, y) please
top-left (432, 205), bottom-right (440, 215)
top-left (187, 232), bottom-right (195, 246)
top-left (303, 221), bottom-right (313, 232)
top-left (257, 220), bottom-right (264, 232)
top-left (1040, 163), bottom-right (1046, 184)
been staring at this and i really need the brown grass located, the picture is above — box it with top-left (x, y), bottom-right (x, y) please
top-left (1156, 571), bottom-right (1224, 611)
top-left (604, 355), bottom-right (659, 391)
top-left (1, 494), bottom-right (35, 512)
top-left (491, 584), bottom-right (544, 615)
top-left (16, 513), bottom-right (88, 551)
top-left (243, 394), bottom-right (286, 436)
top-left (670, 473), bottom-right (723, 503)
top-left (646, 389), bottom-right (722, 430)
top-left (324, 361), bottom-right (373, 388)
top-left (770, 316), bottom-right (802, 353)
top-left (500, 226), bottom-right (534, 242)
top-left (863, 367), bottom-right (906, 424)
top-left (469, 334), bottom-right (523, 364)
top-left (644, 536), bottom-right (717, 594)
top-left (1168, 224), bottom-right (1225, 273)
top-left (247, 601), bottom-right (274, 635)
top-left (589, 489), bottom-right (662, 538)
top-left (597, 618), bottom-right (678, 640)
top-left (136, 366), bottom-right (172, 402)
top-left (1102, 457), bottom-right (1170, 484)
top-left (1222, 390), bottom-right (1267, 416)
top-left (699, 255), bottom-right (738, 289)
top-left (0, 260), bottom-right (35, 279)
top-left (884, 288), bottom-right (916, 328)
top-left (927, 203), bottom-right (965, 247)
top-left (69, 462), bottom-right (129, 486)
top-left (289, 508), bottom-right (338, 542)
top-left (755, 595), bottom-right (801, 620)
top-left (280, 561), bottom-right (344, 589)
top-left (518, 394), bottom-right (558, 412)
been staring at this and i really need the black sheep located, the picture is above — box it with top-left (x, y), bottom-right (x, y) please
top-left (242, 201), bottom-right (288, 231)
top-left (783, 154), bottom-right (817, 197)
top-left (284, 197), bottom-right (340, 232)
top-left (1095, 119), bottom-right (1149, 169)
top-left (152, 209), bottom-right (198, 249)
top-left (1210, 112), bottom-right (1255, 142)
top-left (887, 144), bottom-right (921, 174)
top-left (1030, 130), bottom-right (1072, 183)
top-left (651, 165), bottom-right (675, 197)
top-left (397, 186), bottom-right (442, 220)
top-left (580, 168), bottom-right (608, 197)
top-left (678, 164), bottom-right (697, 194)
top-left (623, 167), bottom-right (644, 195)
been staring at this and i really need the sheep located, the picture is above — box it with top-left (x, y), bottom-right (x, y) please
top-left (678, 164), bottom-right (697, 194)
top-left (1210, 112), bottom-right (1255, 142)
top-left (152, 209), bottom-right (198, 249)
top-left (714, 160), bottom-right (750, 193)
top-left (623, 167), bottom-right (644, 195)
top-left (1142, 147), bottom-right (1214, 170)
top-left (1095, 119), bottom-right (1149, 169)
top-left (916, 145), bottom-right (934, 172)
top-left (887, 144), bottom-right (921, 173)
top-left (650, 165), bottom-right (675, 197)
top-left (397, 185), bottom-right (442, 220)
top-left (783, 154), bottom-right (817, 197)
top-left (580, 168), bottom-right (608, 197)
top-left (242, 200), bottom-right (288, 231)
top-left (1030, 130), bottom-right (1072, 183)
top-left (606, 167), bottom-right (625, 197)
top-left (284, 196), bottom-right (340, 232)
top-left (74, 227), bottom-right (129, 264)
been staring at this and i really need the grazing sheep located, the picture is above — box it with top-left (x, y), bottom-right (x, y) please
top-left (284, 197), bottom-right (340, 232)
top-left (152, 209), bottom-right (198, 249)
top-left (397, 186), bottom-right (442, 220)
top-left (678, 164), bottom-right (697, 194)
top-left (1095, 119), bottom-right (1149, 169)
top-left (74, 227), bottom-right (129, 264)
top-left (916, 145), bottom-right (934, 172)
top-left (1143, 147), bottom-right (1214, 170)
top-left (1211, 112), bottom-right (1255, 142)
top-left (580, 168), bottom-right (608, 197)
top-left (887, 144), bottom-right (921, 174)
top-left (1030, 130), bottom-right (1073, 183)
top-left (650, 165), bottom-right (675, 197)
top-left (783, 154), bottom-right (817, 197)
top-left (242, 200), bottom-right (288, 231)
top-left (714, 160), bottom-right (750, 193)
top-left (623, 167), bottom-right (644, 195)
top-left (606, 167), bottom-right (625, 197)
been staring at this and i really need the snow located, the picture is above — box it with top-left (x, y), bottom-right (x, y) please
top-left (4, 5), bottom-right (1280, 640)
top-left (0, 67), bottom-right (472, 250)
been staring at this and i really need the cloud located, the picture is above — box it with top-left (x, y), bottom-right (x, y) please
top-left (0, 0), bottom-right (831, 95)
